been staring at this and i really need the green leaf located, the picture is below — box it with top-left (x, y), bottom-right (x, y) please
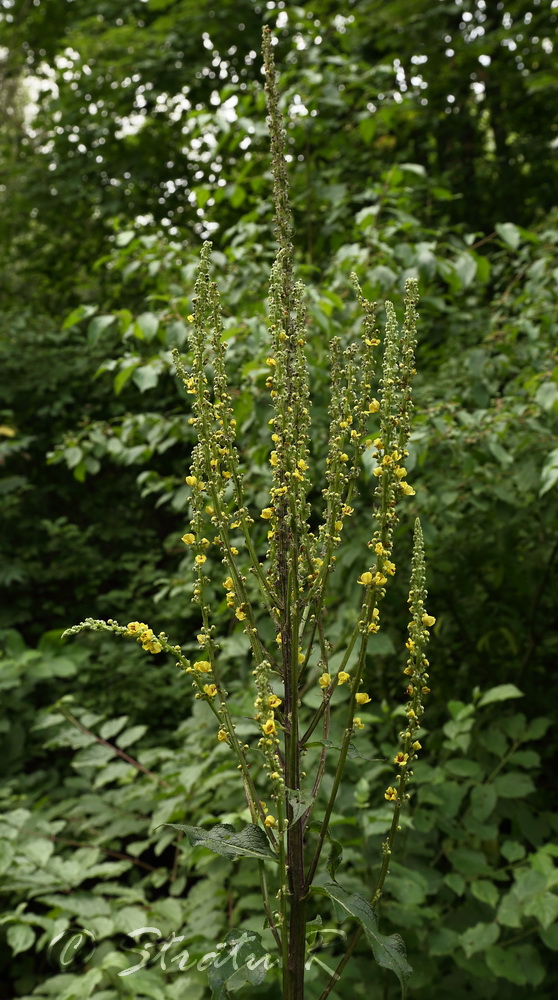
top-left (485, 944), bottom-right (527, 984)
top-left (135, 312), bottom-right (159, 341)
top-left (525, 717), bottom-right (551, 740)
top-left (445, 758), bottom-right (483, 779)
top-left (500, 840), bottom-right (526, 863)
top-left (286, 788), bottom-right (314, 826)
top-left (493, 773), bottom-right (535, 798)
top-left (478, 684), bottom-right (524, 707)
top-left (62, 303), bottom-right (98, 330)
top-left (445, 873), bottom-right (465, 896)
top-left (64, 446), bottom-right (83, 470)
top-left (540, 448), bottom-right (558, 496)
top-left (133, 365), bottom-right (159, 392)
top-left (524, 890), bottom-right (558, 929)
top-left (358, 117), bottom-right (375, 143)
top-left (448, 847), bottom-right (491, 876)
top-left (99, 716), bottom-right (129, 740)
top-left (471, 880), bottom-right (499, 908)
top-left (7, 923), bottom-right (36, 955)
top-left (161, 823), bottom-right (278, 862)
top-left (0, 842), bottom-right (15, 874)
top-left (498, 891), bottom-right (523, 928)
top-left (470, 784), bottom-right (497, 821)
top-left (117, 724), bottom-right (148, 749)
top-left (495, 222), bottom-right (521, 250)
top-left (206, 928), bottom-right (271, 998)
top-left (326, 837), bottom-right (343, 882)
top-left (400, 162), bottom-right (426, 177)
top-left (453, 253), bottom-right (477, 288)
top-left (460, 921), bottom-right (499, 958)
top-left (115, 230), bottom-right (135, 247)
top-left (114, 364), bottom-right (138, 395)
top-left (313, 883), bottom-right (412, 996)
top-left (87, 314), bottom-right (115, 346)
top-left (540, 924), bottom-right (558, 950)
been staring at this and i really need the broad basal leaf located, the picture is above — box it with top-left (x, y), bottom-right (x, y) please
top-left (161, 823), bottom-right (277, 862)
top-left (313, 883), bottom-right (412, 997)
top-left (207, 928), bottom-right (274, 998)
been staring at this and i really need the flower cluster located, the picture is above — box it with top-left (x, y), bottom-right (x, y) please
top-left (126, 621), bottom-right (163, 655)
top-left (384, 518), bottom-right (433, 804)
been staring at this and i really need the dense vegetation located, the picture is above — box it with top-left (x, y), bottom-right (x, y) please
top-left (1, 1), bottom-right (557, 997)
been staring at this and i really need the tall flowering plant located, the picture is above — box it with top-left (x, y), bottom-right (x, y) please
top-left (64, 27), bottom-right (434, 1000)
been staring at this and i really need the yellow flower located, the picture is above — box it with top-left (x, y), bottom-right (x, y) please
top-left (318, 673), bottom-right (331, 689)
top-left (203, 684), bottom-right (218, 698)
top-left (340, 453), bottom-right (349, 462)
top-left (223, 577), bottom-right (234, 590)
top-left (235, 608), bottom-right (246, 621)
top-left (187, 314), bottom-right (194, 323)
top-left (374, 542), bottom-right (385, 555)
top-left (297, 459), bottom-right (308, 471)
top-left (265, 357), bottom-right (277, 367)
top-left (367, 622), bottom-right (380, 633)
top-left (399, 482), bottom-right (416, 496)
top-left (335, 520), bottom-right (343, 531)
top-left (355, 692), bottom-right (371, 705)
top-left (127, 621), bottom-right (147, 634)
top-left (297, 651), bottom-right (305, 664)
top-left (412, 741), bottom-right (422, 751)
top-left (195, 554), bottom-right (207, 565)
top-left (373, 467), bottom-right (383, 477)
top-left (181, 533), bottom-right (195, 545)
top-left (403, 666), bottom-right (414, 676)
top-left (421, 614), bottom-right (436, 627)
top-left (338, 671), bottom-right (350, 685)
top-left (367, 399), bottom-right (380, 413)
top-left (394, 466), bottom-right (407, 479)
top-left (353, 717), bottom-right (365, 730)
top-left (217, 729), bottom-right (228, 742)
top-left (270, 451), bottom-right (278, 467)
top-left (394, 752), bottom-right (409, 766)
top-left (264, 815), bottom-right (276, 828)
top-left (194, 661), bottom-right (212, 673)
top-left (268, 694), bottom-right (282, 708)
top-left (384, 786), bottom-right (398, 802)
top-left (358, 571), bottom-right (373, 586)
top-left (373, 572), bottom-right (387, 586)
top-left (262, 716), bottom-right (277, 735)
top-left (383, 560), bottom-right (396, 576)
top-left (144, 640), bottom-right (163, 654)
top-left (185, 475), bottom-right (197, 486)
top-left (261, 508), bottom-right (273, 520)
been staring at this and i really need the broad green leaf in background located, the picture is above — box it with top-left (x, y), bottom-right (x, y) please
top-left (478, 685), bottom-right (524, 707)
top-left (495, 222), bottom-right (521, 250)
top-left (207, 928), bottom-right (272, 998)
top-left (312, 883), bottom-right (412, 997)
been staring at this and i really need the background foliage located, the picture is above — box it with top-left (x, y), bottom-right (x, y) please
top-left (1, 0), bottom-right (557, 997)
